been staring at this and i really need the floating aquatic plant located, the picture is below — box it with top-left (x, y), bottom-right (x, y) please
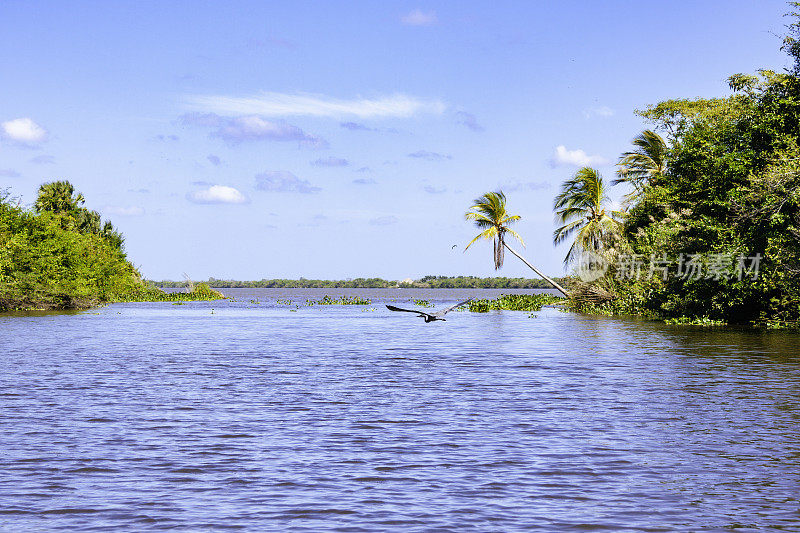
top-left (469, 293), bottom-right (562, 313)
top-left (306, 295), bottom-right (371, 306)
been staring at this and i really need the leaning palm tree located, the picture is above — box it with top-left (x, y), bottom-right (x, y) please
top-left (553, 167), bottom-right (623, 267)
top-left (465, 191), bottom-right (569, 296)
top-left (613, 129), bottom-right (667, 204)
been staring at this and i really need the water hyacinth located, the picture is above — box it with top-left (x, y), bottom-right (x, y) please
top-left (468, 293), bottom-right (563, 313)
top-left (306, 295), bottom-right (372, 306)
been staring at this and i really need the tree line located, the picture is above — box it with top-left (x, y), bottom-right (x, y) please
top-left (151, 275), bottom-right (567, 289)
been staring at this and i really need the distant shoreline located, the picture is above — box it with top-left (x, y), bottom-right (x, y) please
top-left (149, 275), bottom-right (572, 290)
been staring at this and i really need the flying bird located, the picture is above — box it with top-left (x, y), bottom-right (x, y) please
top-left (386, 298), bottom-right (473, 323)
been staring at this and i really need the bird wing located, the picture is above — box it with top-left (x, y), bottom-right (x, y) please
top-left (436, 298), bottom-right (473, 316)
top-left (386, 304), bottom-right (429, 316)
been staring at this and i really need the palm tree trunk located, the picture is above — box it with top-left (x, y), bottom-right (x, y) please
top-left (504, 243), bottom-right (570, 297)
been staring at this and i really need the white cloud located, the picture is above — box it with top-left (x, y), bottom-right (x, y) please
top-left (583, 106), bottom-right (615, 119)
top-left (180, 113), bottom-right (327, 148)
top-left (550, 145), bottom-right (609, 167)
top-left (103, 206), bottom-right (145, 216)
top-left (311, 156), bottom-right (349, 167)
top-left (255, 171), bottom-right (321, 194)
top-left (187, 185), bottom-right (248, 204)
top-left (1, 118), bottom-right (48, 145)
top-left (456, 111), bottom-right (484, 131)
top-left (340, 122), bottom-right (374, 131)
top-left (184, 92), bottom-right (446, 119)
top-left (401, 9), bottom-right (437, 26)
top-left (408, 150), bottom-right (452, 161)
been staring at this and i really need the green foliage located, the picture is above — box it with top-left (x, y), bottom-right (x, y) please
top-left (582, 46), bottom-right (800, 326)
top-left (0, 183), bottom-right (222, 311)
top-left (664, 316), bottom-right (727, 326)
top-left (31, 180), bottom-right (125, 252)
top-left (464, 191), bottom-right (523, 270)
top-left (614, 130), bottom-right (668, 205)
top-left (412, 298), bottom-right (434, 307)
top-left (306, 295), bottom-right (372, 305)
top-left (468, 293), bottom-right (563, 313)
top-left (553, 167), bottom-right (624, 266)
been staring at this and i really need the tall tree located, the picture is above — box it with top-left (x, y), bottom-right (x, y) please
top-left (613, 129), bottom-right (667, 204)
top-left (465, 191), bottom-right (569, 296)
top-left (553, 167), bottom-right (622, 266)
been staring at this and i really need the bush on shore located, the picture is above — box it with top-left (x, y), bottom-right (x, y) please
top-left (0, 185), bottom-right (223, 312)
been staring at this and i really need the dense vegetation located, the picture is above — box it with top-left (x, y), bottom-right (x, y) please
top-left (151, 275), bottom-right (568, 289)
top-left (0, 183), bottom-right (222, 311)
top-left (468, 294), bottom-right (563, 313)
top-left (558, 12), bottom-right (800, 327)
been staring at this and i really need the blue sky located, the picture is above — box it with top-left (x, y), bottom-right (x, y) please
top-left (0, 1), bottom-right (792, 280)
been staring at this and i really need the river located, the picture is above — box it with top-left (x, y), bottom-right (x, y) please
top-left (1, 288), bottom-right (799, 531)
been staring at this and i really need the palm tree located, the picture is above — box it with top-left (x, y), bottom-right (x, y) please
top-left (465, 191), bottom-right (569, 296)
top-left (34, 180), bottom-right (85, 214)
top-left (553, 167), bottom-right (623, 267)
top-left (613, 129), bottom-right (667, 204)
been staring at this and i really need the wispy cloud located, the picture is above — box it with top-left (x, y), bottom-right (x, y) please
top-left (187, 184), bottom-right (248, 204)
top-left (207, 154), bottom-right (221, 166)
top-left (501, 180), bottom-right (550, 192)
top-left (1, 117), bottom-right (48, 147)
top-left (311, 156), bottom-right (349, 167)
top-left (127, 188), bottom-right (150, 194)
top-left (184, 92), bottom-right (446, 119)
top-left (340, 121), bottom-right (374, 131)
top-left (424, 185), bottom-right (447, 194)
top-left (0, 169), bottom-right (21, 178)
top-left (353, 177), bottom-right (377, 185)
top-left (550, 145), bottom-right (608, 167)
top-left (369, 215), bottom-right (398, 226)
top-left (456, 111), bottom-right (484, 132)
top-left (408, 150), bottom-right (452, 162)
top-left (255, 171), bottom-right (321, 194)
top-left (29, 154), bottom-right (55, 164)
top-left (401, 9), bottom-right (437, 26)
top-left (583, 106), bottom-right (614, 119)
top-left (180, 113), bottom-right (327, 148)
top-left (155, 134), bottom-right (179, 142)
top-left (103, 205), bottom-right (145, 216)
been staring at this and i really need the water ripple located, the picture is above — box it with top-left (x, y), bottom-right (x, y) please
top-left (1, 288), bottom-right (800, 531)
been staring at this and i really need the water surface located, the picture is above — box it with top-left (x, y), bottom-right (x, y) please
top-left (2, 288), bottom-right (799, 531)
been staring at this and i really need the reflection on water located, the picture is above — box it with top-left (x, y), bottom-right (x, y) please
top-left (1, 288), bottom-right (799, 531)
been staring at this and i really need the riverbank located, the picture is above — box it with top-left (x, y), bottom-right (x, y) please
top-left (0, 282), bottom-right (225, 312)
